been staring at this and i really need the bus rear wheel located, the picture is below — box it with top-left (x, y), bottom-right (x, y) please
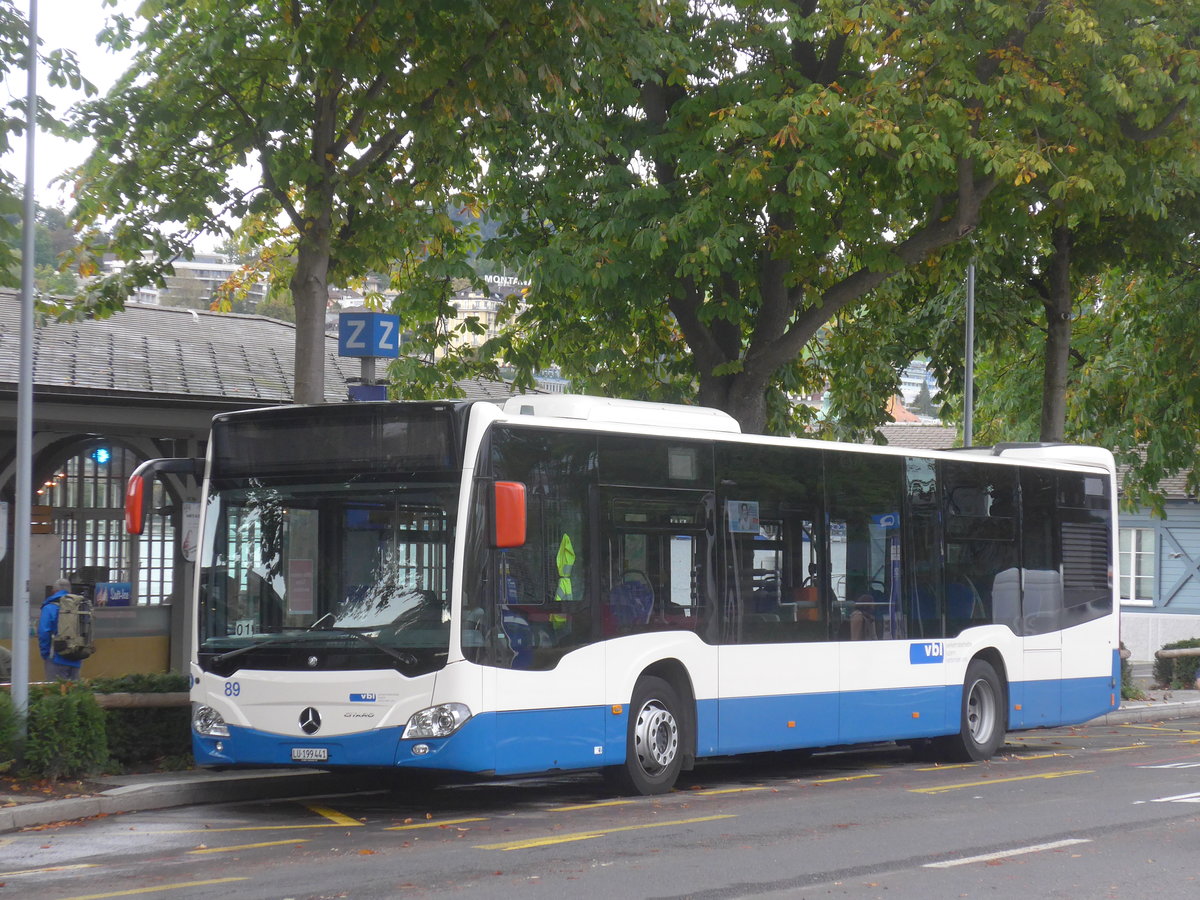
top-left (935, 659), bottom-right (1006, 762)
top-left (605, 676), bottom-right (684, 796)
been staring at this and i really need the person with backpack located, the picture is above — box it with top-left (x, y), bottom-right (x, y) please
top-left (38, 577), bottom-right (88, 681)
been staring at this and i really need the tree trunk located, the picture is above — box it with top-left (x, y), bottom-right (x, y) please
top-left (1039, 225), bottom-right (1073, 442)
top-left (697, 370), bottom-right (771, 434)
top-left (290, 225), bottom-right (333, 405)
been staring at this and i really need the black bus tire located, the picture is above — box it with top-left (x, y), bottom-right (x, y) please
top-left (604, 676), bottom-right (685, 795)
top-left (935, 658), bottom-right (1006, 762)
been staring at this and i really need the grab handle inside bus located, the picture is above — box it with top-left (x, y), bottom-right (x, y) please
top-left (125, 457), bottom-right (203, 535)
top-left (493, 481), bottom-right (527, 548)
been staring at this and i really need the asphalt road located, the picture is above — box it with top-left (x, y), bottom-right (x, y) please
top-left (3, 715), bottom-right (1200, 900)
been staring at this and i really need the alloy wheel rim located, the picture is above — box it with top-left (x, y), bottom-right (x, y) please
top-left (633, 699), bottom-right (679, 774)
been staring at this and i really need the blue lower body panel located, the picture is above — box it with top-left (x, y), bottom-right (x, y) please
top-left (717, 691), bottom-right (840, 755)
top-left (194, 671), bottom-right (1119, 776)
top-left (195, 715), bottom-right (500, 774)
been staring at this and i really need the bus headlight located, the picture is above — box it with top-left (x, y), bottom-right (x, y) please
top-left (402, 703), bottom-right (471, 739)
top-left (193, 704), bottom-right (230, 738)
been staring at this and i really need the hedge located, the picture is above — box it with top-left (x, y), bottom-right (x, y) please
top-left (0, 673), bottom-right (192, 780)
top-left (1151, 638), bottom-right (1200, 690)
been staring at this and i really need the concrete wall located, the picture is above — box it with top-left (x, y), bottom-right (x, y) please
top-left (1120, 611), bottom-right (1200, 664)
top-left (0, 605), bottom-right (171, 681)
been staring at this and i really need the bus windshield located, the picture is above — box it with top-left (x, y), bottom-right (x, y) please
top-left (197, 480), bottom-right (457, 676)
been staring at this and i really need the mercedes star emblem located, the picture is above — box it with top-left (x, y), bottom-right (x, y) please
top-left (307, 655), bottom-right (319, 668)
top-left (299, 707), bottom-right (321, 735)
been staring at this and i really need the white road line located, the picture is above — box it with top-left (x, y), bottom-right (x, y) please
top-left (1151, 791), bottom-right (1200, 803)
top-left (1139, 762), bottom-right (1200, 769)
top-left (923, 839), bottom-right (1091, 869)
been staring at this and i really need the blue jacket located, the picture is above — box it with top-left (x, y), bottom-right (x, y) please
top-left (38, 590), bottom-right (83, 669)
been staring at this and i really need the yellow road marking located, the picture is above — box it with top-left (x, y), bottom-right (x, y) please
top-left (58, 877), bottom-right (247, 900)
top-left (1010, 753), bottom-right (1071, 761)
top-left (1100, 745), bottom-right (1149, 753)
top-left (304, 804), bottom-right (363, 826)
top-left (910, 769), bottom-right (1093, 794)
top-left (118, 804), bottom-right (367, 835)
top-left (116, 823), bottom-right (356, 834)
top-left (474, 814), bottom-right (736, 851)
top-left (0, 863), bottom-right (98, 877)
top-left (385, 816), bottom-right (488, 831)
top-left (810, 773), bottom-right (882, 785)
top-left (914, 763), bottom-right (976, 771)
top-left (694, 786), bottom-right (768, 796)
top-left (547, 800), bottom-right (635, 811)
top-left (190, 838), bottom-right (309, 854)
top-left (1120, 724), bottom-right (1199, 733)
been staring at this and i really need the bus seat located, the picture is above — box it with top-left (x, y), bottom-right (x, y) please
top-left (607, 580), bottom-right (654, 626)
top-left (500, 607), bottom-right (534, 668)
top-left (946, 580), bottom-right (980, 622)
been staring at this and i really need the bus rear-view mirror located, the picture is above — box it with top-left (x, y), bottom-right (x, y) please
top-left (125, 457), bottom-right (203, 535)
top-left (493, 481), bottom-right (526, 548)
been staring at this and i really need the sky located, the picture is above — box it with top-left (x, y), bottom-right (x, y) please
top-left (2, 0), bottom-right (137, 208)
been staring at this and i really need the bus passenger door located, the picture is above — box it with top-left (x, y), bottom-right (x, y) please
top-left (716, 500), bottom-right (840, 755)
top-left (481, 431), bottom-right (609, 776)
top-left (1017, 469), bottom-right (1062, 726)
top-left (1018, 575), bottom-right (1062, 727)
top-left (600, 489), bottom-right (719, 758)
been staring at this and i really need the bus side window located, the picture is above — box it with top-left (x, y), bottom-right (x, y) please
top-left (825, 452), bottom-right (905, 641)
top-left (942, 461), bottom-right (1018, 636)
top-left (905, 457), bottom-right (943, 639)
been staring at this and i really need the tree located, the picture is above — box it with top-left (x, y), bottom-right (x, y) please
top-left (846, 4), bottom-right (1200, 498)
top-left (0, 2), bottom-right (90, 285)
top-left (912, 378), bottom-right (936, 420)
top-left (68, 1), bottom-right (597, 403)
top-left (480, 0), bottom-right (1200, 435)
top-left (962, 0), bottom-right (1200, 444)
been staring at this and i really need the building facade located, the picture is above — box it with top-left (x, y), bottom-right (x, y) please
top-left (1, 295), bottom-right (525, 680)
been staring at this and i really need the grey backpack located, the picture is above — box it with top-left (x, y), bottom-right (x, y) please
top-left (52, 593), bottom-right (96, 662)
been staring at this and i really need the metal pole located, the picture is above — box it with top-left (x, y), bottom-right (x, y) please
top-left (11, 0), bottom-right (38, 734)
top-left (963, 261), bottom-right (975, 448)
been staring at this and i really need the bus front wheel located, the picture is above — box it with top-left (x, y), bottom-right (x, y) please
top-left (936, 659), bottom-right (1006, 762)
top-left (605, 676), bottom-right (684, 796)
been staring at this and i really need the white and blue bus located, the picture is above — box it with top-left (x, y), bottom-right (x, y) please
top-left (126, 394), bottom-right (1120, 795)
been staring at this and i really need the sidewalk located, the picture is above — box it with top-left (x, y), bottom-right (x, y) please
top-left (4, 691), bottom-right (1199, 834)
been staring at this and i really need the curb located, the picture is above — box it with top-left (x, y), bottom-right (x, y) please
top-left (1093, 699), bottom-right (1200, 726)
top-left (0, 769), bottom-right (369, 834)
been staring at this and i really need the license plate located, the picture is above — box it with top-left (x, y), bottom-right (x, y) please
top-left (291, 747), bottom-right (328, 762)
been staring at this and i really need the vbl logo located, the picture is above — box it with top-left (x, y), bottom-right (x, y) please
top-left (910, 642), bottom-right (945, 665)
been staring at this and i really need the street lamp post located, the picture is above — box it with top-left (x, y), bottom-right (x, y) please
top-left (11, 0), bottom-right (39, 738)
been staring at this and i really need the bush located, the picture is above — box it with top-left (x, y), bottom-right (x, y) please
top-left (1152, 638), bottom-right (1200, 690)
top-left (1120, 644), bottom-right (1144, 700)
top-left (0, 692), bottom-right (16, 773)
top-left (90, 672), bottom-right (191, 770)
top-left (89, 673), bottom-right (189, 694)
top-left (24, 683), bottom-right (109, 780)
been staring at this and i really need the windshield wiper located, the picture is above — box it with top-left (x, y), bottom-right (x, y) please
top-left (307, 623), bottom-right (419, 667)
top-left (212, 621), bottom-right (420, 669)
top-left (211, 630), bottom-right (313, 666)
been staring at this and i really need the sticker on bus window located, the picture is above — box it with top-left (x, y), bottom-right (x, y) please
top-left (727, 500), bottom-right (760, 534)
top-left (909, 642), bottom-right (945, 664)
top-left (233, 619), bottom-right (256, 637)
top-left (288, 558), bottom-right (314, 614)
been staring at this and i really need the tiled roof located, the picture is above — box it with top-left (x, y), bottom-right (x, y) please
top-left (0, 292), bottom-right (530, 404)
top-left (1117, 463), bottom-right (1197, 501)
top-left (877, 423), bottom-right (959, 451)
